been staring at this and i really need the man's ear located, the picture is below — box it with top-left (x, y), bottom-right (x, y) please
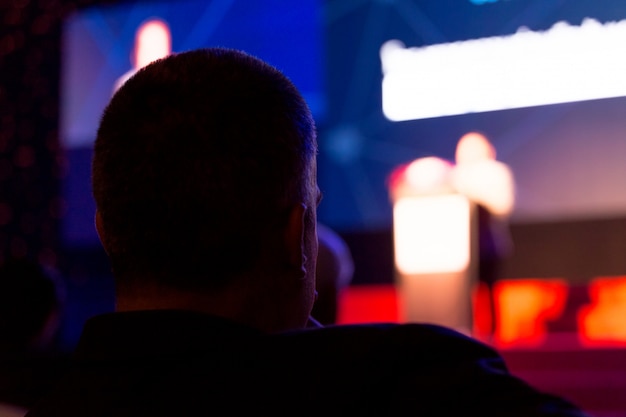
top-left (284, 203), bottom-right (307, 272)
top-left (94, 210), bottom-right (110, 255)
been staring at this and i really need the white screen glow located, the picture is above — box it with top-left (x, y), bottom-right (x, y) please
top-left (381, 18), bottom-right (626, 121)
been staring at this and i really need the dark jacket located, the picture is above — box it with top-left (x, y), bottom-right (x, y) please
top-left (26, 310), bottom-right (590, 417)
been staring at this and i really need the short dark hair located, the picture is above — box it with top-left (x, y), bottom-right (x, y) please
top-left (92, 48), bottom-right (317, 289)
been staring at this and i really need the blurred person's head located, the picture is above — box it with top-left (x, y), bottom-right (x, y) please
top-left (455, 132), bottom-right (496, 165)
top-left (452, 131), bottom-right (514, 217)
top-left (387, 156), bottom-right (454, 201)
top-left (0, 257), bottom-right (64, 354)
top-left (132, 19), bottom-right (172, 69)
top-left (93, 48), bottom-right (319, 333)
top-left (312, 224), bottom-right (354, 324)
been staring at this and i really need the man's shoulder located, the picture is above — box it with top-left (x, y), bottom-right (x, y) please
top-left (26, 320), bottom-right (590, 417)
top-left (276, 323), bottom-right (507, 375)
top-left (300, 321), bottom-right (480, 342)
top-left (284, 322), bottom-right (495, 351)
top-left (272, 324), bottom-right (588, 416)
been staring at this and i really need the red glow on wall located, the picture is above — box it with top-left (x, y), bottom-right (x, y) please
top-left (494, 279), bottom-right (568, 347)
top-left (338, 279), bottom-right (626, 348)
top-left (337, 284), bottom-right (400, 324)
top-left (472, 282), bottom-right (493, 339)
top-left (578, 276), bottom-right (626, 347)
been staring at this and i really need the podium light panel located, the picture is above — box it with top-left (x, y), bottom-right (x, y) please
top-left (393, 194), bottom-right (471, 275)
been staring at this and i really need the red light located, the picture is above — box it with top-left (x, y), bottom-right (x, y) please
top-left (337, 284), bottom-right (400, 324)
top-left (578, 276), bottom-right (626, 347)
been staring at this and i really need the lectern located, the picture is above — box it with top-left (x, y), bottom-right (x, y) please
top-left (389, 157), bottom-right (478, 334)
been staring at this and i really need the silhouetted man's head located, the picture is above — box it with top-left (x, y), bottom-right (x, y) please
top-left (93, 48), bottom-right (319, 331)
